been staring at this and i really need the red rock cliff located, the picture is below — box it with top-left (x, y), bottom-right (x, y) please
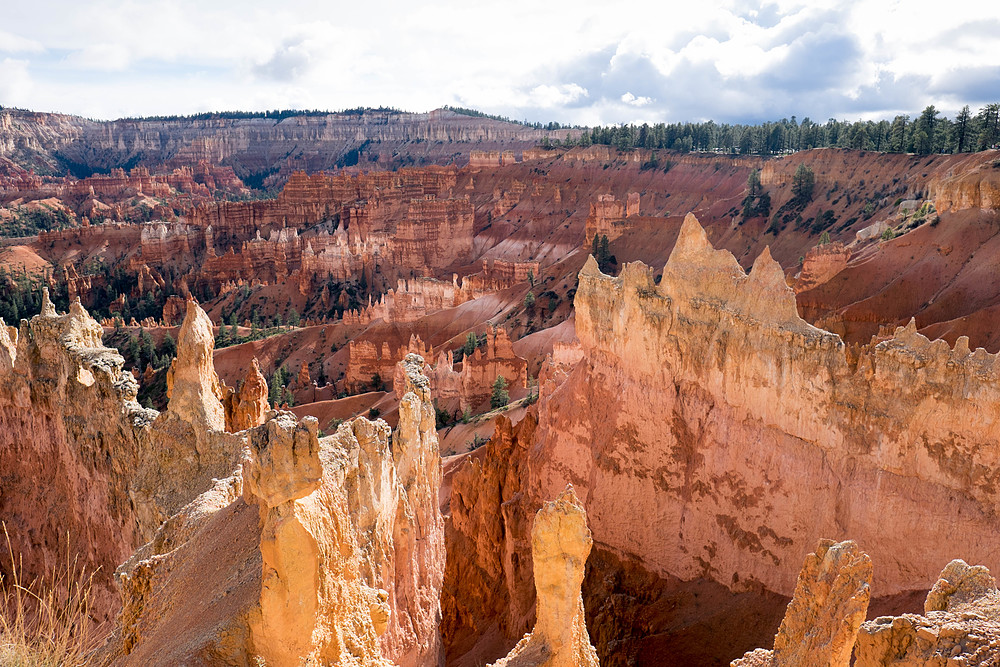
top-left (445, 212), bottom-right (1000, 665)
top-left (560, 213), bottom-right (1000, 598)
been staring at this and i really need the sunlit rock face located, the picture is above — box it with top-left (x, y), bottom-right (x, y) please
top-left (855, 560), bottom-right (1000, 665)
top-left (94, 354), bottom-right (444, 666)
top-left (561, 212), bottom-right (1000, 599)
top-left (732, 539), bottom-right (873, 667)
top-left (445, 211), bottom-right (1000, 664)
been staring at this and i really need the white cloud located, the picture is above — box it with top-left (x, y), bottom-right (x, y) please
top-left (527, 84), bottom-right (588, 108)
top-left (0, 0), bottom-right (997, 123)
top-left (0, 30), bottom-right (44, 54)
top-left (0, 58), bottom-right (33, 105)
top-left (65, 43), bottom-right (131, 71)
top-left (621, 92), bottom-right (653, 107)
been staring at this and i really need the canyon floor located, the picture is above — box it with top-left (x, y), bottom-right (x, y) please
top-left (3, 109), bottom-right (1000, 665)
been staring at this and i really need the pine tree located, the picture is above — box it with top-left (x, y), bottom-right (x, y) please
top-left (954, 105), bottom-right (972, 153)
top-left (915, 106), bottom-right (938, 154)
top-left (977, 104), bottom-right (1000, 150)
top-left (161, 332), bottom-right (176, 358)
top-left (140, 329), bottom-right (156, 367)
top-left (463, 332), bottom-right (478, 357)
top-left (490, 375), bottom-right (509, 410)
top-left (792, 164), bottom-right (815, 204)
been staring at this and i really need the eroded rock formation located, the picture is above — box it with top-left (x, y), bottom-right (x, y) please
top-left (732, 539), bottom-right (872, 666)
top-left (584, 192), bottom-right (639, 245)
top-left (855, 560), bottom-right (1000, 665)
top-left (345, 334), bottom-right (431, 393)
top-left (0, 294), bottom-right (243, 624)
top-left (793, 241), bottom-right (851, 293)
top-left (445, 211), bottom-right (1000, 664)
top-left (489, 486), bottom-right (599, 667)
top-left (931, 164), bottom-right (1000, 212)
top-left (223, 357), bottom-right (270, 432)
top-left (93, 353), bottom-right (444, 666)
top-left (166, 299), bottom-right (225, 430)
top-left (430, 326), bottom-right (528, 412)
top-left (342, 259), bottom-right (540, 326)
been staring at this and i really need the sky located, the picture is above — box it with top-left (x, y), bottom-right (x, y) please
top-left (1, 0), bottom-right (999, 126)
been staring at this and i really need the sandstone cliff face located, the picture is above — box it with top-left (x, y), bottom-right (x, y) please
top-left (382, 354), bottom-right (447, 666)
top-left (0, 293), bottom-right (150, 622)
top-left (931, 164), bottom-right (1000, 212)
top-left (793, 242), bottom-right (851, 293)
top-left (489, 486), bottom-right (599, 667)
top-left (554, 212), bottom-right (1000, 598)
top-left (732, 539), bottom-right (872, 667)
top-left (855, 560), bottom-right (1000, 665)
top-left (93, 354), bottom-right (444, 666)
top-left (342, 259), bottom-right (539, 326)
top-left (443, 413), bottom-right (539, 663)
top-left (175, 167), bottom-right (474, 296)
top-left (446, 211), bottom-right (1000, 665)
top-left (0, 295), bottom-right (244, 624)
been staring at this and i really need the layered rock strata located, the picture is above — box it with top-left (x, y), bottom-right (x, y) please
top-left (1, 108), bottom-right (569, 178)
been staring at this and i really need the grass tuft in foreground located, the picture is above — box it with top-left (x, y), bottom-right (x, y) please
top-left (0, 524), bottom-right (96, 667)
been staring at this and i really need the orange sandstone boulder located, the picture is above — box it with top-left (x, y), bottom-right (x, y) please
top-left (855, 560), bottom-right (1000, 665)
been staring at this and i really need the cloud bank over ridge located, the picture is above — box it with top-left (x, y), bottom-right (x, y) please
top-left (1, 0), bottom-right (998, 125)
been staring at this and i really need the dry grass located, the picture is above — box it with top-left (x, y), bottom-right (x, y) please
top-left (0, 523), bottom-right (96, 666)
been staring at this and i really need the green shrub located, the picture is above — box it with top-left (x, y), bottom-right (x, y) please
top-left (490, 375), bottom-right (509, 410)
